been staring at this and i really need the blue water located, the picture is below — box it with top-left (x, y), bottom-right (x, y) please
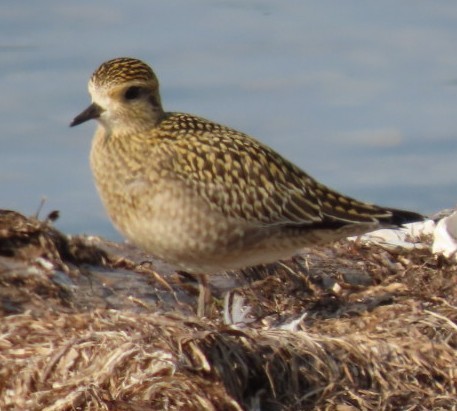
top-left (1, 1), bottom-right (456, 240)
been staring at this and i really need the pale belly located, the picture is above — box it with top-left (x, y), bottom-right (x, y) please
top-left (98, 177), bottom-right (303, 273)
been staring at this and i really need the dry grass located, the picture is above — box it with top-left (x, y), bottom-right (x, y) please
top-left (0, 209), bottom-right (456, 410)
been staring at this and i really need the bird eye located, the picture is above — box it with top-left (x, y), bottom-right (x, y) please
top-left (124, 86), bottom-right (142, 100)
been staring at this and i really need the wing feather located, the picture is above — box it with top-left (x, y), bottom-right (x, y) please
top-left (157, 113), bottom-right (397, 228)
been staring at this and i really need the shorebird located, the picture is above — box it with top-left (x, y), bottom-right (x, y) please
top-left (71, 57), bottom-right (423, 316)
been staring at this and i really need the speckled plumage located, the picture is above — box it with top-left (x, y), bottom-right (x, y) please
top-left (71, 57), bottom-right (423, 274)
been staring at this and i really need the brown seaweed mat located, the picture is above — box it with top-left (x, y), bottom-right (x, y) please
top-left (0, 209), bottom-right (456, 410)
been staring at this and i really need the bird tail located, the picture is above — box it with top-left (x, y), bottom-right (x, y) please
top-left (383, 207), bottom-right (424, 226)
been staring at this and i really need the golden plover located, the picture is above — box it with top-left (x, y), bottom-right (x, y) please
top-left (71, 57), bottom-right (423, 315)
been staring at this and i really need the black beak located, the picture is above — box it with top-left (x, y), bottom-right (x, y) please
top-left (70, 103), bottom-right (104, 127)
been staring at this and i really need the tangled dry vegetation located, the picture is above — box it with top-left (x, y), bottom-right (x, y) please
top-left (0, 209), bottom-right (456, 410)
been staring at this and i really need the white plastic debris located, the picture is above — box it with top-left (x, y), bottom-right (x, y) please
top-left (223, 292), bottom-right (253, 327)
top-left (278, 312), bottom-right (308, 331)
top-left (348, 220), bottom-right (434, 251)
top-left (432, 211), bottom-right (457, 261)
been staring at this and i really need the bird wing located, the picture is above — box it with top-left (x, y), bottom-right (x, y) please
top-left (158, 114), bottom-right (392, 227)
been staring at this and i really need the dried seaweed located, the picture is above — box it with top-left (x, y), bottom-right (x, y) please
top-left (0, 209), bottom-right (456, 410)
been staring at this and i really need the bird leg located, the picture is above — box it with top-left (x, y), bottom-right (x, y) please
top-left (196, 273), bottom-right (211, 317)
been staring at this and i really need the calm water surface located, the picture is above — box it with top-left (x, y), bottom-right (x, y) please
top-left (1, 1), bottom-right (457, 240)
